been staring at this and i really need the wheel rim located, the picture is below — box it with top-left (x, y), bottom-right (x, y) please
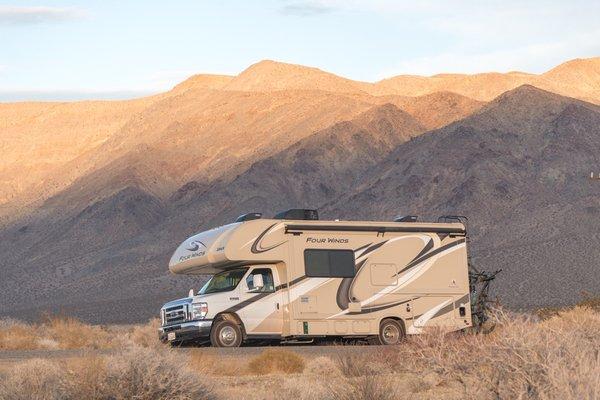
top-left (219, 326), bottom-right (237, 346)
top-left (382, 323), bottom-right (400, 344)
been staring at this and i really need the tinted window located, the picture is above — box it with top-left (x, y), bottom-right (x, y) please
top-left (304, 249), bottom-right (355, 277)
top-left (199, 268), bottom-right (248, 294)
top-left (246, 268), bottom-right (275, 293)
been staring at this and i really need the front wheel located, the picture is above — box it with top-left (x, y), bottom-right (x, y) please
top-left (210, 320), bottom-right (243, 347)
top-left (372, 318), bottom-right (406, 345)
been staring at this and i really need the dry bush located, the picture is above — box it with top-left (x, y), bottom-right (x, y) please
top-left (188, 350), bottom-right (245, 376)
top-left (0, 348), bottom-right (214, 400)
top-left (379, 307), bottom-right (600, 400)
top-left (575, 293), bottom-right (600, 311)
top-left (537, 293), bottom-right (600, 319)
top-left (0, 320), bottom-right (40, 350)
top-left (0, 359), bottom-right (70, 400)
top-left (42, 315), bottom-right (114, 349)
top-left (0, 315), bottom-right (165, 350)
top-left (334, 351), bottom-right (380, 377)
top-left (127, 318), bottom-right (162, 348)
top-left (328, 375), bottom-right (395, 400)
top-left (248, 349), bottom-right (305, 374)
top-left (103, 347), bottom-right (214, 400)
top-left (65, 355), bottom-right (109, 399)
top-left (304, 355), bottom-right (342, 377)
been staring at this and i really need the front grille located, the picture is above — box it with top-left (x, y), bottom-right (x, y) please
top-left (162, 304), bottom-right (188, 326)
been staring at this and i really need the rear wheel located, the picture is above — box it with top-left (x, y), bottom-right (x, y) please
top-left (373, 318), bottom-right (405, 345)
top-left (210, 320), bottom-right (243, 347)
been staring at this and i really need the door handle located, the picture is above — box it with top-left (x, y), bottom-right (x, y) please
top-left (276, 302), bottom-right (280, 310)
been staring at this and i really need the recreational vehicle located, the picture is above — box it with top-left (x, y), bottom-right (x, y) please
top-left (159, 209), bottom-right (473, 347)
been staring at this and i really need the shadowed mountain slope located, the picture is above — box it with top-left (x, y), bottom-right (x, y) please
top-left (326, 85), bottom-right (600, 308)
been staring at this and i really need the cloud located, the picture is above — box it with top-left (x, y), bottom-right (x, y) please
top-left (0, 90), bottom-right (156, 102)
top-left (376, 28), bottom-right (600, 78)
top-left (279, 2), bottom-right (334, 16)
top-left (0, 6), bottom-right (85, 25)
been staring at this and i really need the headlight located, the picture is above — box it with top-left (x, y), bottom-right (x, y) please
top-left (191, 302), bottom-right (208, 320)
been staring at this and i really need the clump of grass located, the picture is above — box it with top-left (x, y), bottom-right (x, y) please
top-left (0, 320), bottom-right (39, 350)
top-left (127, 318), bottom-right (162, 348)
top-left (536, 292), bottom-right (600, 319)
top-left (304, 356), bottom-right (342, 377)
top-left (380, 306), bottom-right (600, 399)
top-left (188, 350), bottom-right (245, 376)
top-left (0, 315), bottom-right (166, 350)
top-left (328, 375), bottom-right (395, 400)
top-left (42, 315), bottom-right (114, 349)
top-left (0, 348), bottom-right (214, 400)
top-left (334, 352), bottom-right (378, 377)
top-left (104, 347), bottom-right (214, 399)
top-left (248, 349), bottom-right (305, 375)
top-left (0, 359), bottom-right (70, 400)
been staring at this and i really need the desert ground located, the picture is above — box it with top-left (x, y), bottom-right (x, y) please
top-left (0, 299), bottom-right (598, 400)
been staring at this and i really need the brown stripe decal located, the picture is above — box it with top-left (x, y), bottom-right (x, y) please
top-left (392, 238), bottom-right (466, 278)
top-left (251, 224), bottom-right (285, 254)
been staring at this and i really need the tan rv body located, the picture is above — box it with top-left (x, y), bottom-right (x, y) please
top-left (166, 217), bottom-right (472, 339)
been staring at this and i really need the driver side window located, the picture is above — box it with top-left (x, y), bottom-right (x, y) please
top-left (246, 268), bottom-right (275, 293)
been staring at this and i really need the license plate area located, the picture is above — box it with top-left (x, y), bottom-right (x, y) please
top-left (167, 332), bottom-right (176, 341)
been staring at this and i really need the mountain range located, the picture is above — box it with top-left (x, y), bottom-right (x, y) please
top-left (1, 57), bottom-right (599, 323)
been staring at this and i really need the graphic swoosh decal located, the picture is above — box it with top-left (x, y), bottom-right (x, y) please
top-left (186, 240), bottom-right (207, 252)
top-left (392, 238), bottom-right (466, 278)
top-left (250, 224), bottom-right (285, 254)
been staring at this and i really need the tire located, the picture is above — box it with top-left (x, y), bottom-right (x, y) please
top-left (210, 319), bottom-right (243, 347)
top-left (373, 318), bottom-right (406, 345)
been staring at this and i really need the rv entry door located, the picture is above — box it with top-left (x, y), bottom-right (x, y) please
top-left (238, 266), bottom-right (284, 337)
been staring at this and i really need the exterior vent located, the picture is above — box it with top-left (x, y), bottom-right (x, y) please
top-left (274, 209), bottom-right (319, 220)
top-left (235, 213), bottom-right (262, 223)
top-left (394, 215), bottom-right (418, 222)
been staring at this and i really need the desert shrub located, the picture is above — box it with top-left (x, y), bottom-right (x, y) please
top-left (248, 349), bottom-right (305, 374)
top-left (304, 355), bottom-right (342, 377)
top-left (0, 359), bottom-right (70, 400)
top-left (379, 307), bottom-right (600, 400)
top-left (575, 293), bottom-right (600, 311)
top-left (65, 355), bottom-right (108, 399)
top-left (0, 316), bottom-right (166, 350)
top-left (0, 348), bottom-right (214, 400)
top-left (188, 350), bottom-right (244, 376)
top-left (0, 320), bottom-right (40, 350)
top-left (42, 315), bottom-right (114, 349)
top-left (127, 318), bottom-right (162, 348)
top-left (102, 347), bottom-right (214, 400)
top-left (328, 375), bottom-right (395, 400)
top-left (334, 351), bottom-right (379, 377)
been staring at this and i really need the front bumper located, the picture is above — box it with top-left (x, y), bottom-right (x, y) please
top-left (158, 320), bottom-right (213, 343)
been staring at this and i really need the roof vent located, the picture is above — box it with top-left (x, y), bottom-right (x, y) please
top-left (235, 212), bottom-right (262, 223)
top-left (273, 209), bottom-right (319, 220)
top-left (394, 215), bottom-right (418, 222)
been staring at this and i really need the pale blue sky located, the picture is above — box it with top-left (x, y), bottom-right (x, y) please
top-left (1, 0), bottom-right (599, 100)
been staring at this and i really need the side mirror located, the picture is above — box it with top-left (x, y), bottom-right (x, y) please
top-left (252, 274), bottom-right (264, 289)
top-left (188, 288), bottom-right (195, 298)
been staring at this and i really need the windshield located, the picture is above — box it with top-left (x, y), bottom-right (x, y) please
top-left (198, 268), bottom-right (248, 295)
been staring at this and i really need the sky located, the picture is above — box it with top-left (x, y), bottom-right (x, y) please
top-left (0, 0), bottom-right (599, 101)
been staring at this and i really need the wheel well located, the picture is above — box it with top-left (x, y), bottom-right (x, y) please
top-left (213, 312), bottom-right (246, 337)
top-left (379, 317), bottom-right (406, 333)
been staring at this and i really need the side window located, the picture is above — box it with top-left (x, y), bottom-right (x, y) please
top-left (304, 249), bottom-right (355, 278)
top-left (246, 268), bottom-right (275, 293)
